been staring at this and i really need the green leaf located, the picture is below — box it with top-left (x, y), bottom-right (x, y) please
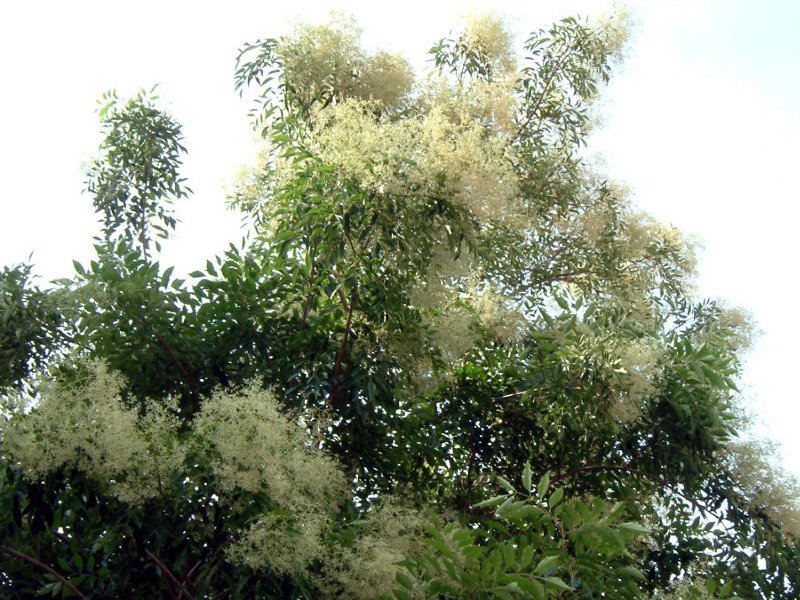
top-left (618, 566), bottom-right (646, 580)
top-left (607, 501), bottom-right (626, 520)
top-left (617, 522), bottom-right (649, 534)
top-left (503, 582), bottom-right (522, 593)
top-left (522, 461), bottom-right (532, 493)
top-left (497, 476), bottom-right (516, 494)
top-left (511, 577), bottom-right (545, 599)
top-left (473, 495), bottom-right (509, 509)
top-left (161, 265), bottom-right (174, 286)
top-left (542, 576), bottom-right (573, 592)
top-left (547, 487), bottom-right (564, 508)
top-left (72, 260), bottom-right (86, 276)
top-left (395, 571), bottom-right (415, 590)
top-left (534, 555), bottom-right (560, 575)
top-left (536, 472), bottom-right (550, 500)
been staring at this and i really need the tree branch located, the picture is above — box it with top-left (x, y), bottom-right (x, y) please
top-left (552, 463), bottom-right (667, 487)
top-left (301, 239), bottom-right (317, 325)
top-left (1, 545), bottom-right (88, 600)
top-left (516, 43), bottom-right (581, 139)
top-left (145, 549), bottom-right (195, 600)
top-left (330, 292), bottom-right (356, 407)
top-left (552, 463), bottom-right (709, 517)
top-left (513, 268), bottom-right (596, 295)
top-left (153, 329), bottom-right (199, 397)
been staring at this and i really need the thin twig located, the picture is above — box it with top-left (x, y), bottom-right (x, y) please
top-left (491, 390), bottom-right (529, 403)
top-left (181, 560), bottom-right (203, 596)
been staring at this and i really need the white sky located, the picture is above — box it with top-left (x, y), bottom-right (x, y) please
top-left (1, 1), bottom-right (798, 476)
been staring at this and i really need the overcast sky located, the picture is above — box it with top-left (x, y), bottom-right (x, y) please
top-left (1, 1), bottom-right (798, 476)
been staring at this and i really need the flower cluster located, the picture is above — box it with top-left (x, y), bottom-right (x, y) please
top-left (277, 15), bottom-right (413, 109)
top-left (725, 440), bottom-right (800, 536)
top-left (193, 384), bottom-right (350, 573)
top-left (610, 337), bottom-right (664, 423)
top-left (317, 497), bottom-right (430, 599)
top-left (1, 361), bottom-right (183, 505)
top-left (311, 100), bottom-right (519, 223)
top-left (459, 11), bottom-right (516, 74)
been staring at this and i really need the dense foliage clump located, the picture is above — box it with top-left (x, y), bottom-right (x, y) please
top-left (1, 12), bottom-right (798, 599)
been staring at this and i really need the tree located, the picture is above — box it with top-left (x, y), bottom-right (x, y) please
top-left (1, 11), bottom-right (798, 599)
top-left (85, 88), bottom-right (190, 260)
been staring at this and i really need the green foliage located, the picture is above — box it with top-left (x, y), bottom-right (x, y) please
top-left (400, 470), bottom-right (648, 599)
top-left (85, 87), bottom-right (190, 258)
top-left (1, 11), bottom-right (798, 599)
top-left (0, 264), bottom-right (63, 393)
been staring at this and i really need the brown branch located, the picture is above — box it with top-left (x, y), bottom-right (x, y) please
top-left (513, 268), bottom-right (596, 296)
top-left (1, 545), bottom-right (88, 600)
top-left (181, 560), bottom-right (203, 596)
top-left (335, 285), bottom-right (349, 311)
top-left (301, 240), bottom-right (317, 325)
top-left (145, 549), bottom-right (195, 600)
top-left (552, 463), bottom-right (709, 516)
top-left (330, 296), bottom-right (355, 407)
top-left (552, 464), bottom-right (667, 486)
top-left (153, 329), bottom-right (199, 397)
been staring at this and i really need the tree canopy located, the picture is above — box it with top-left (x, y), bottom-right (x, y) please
top-left (1, 11), bottom-right (798, 599)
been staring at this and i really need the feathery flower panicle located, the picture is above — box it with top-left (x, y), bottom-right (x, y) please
top-left (1, 361), bottom-right (184, 505)
top-left (193, 383), bottom-right (349, 511)
top-left (460, 12), bottom-right (517, 74)
top-left (724, 440), bottom-right (800, 536)
top-left (195, 385), bottom-right (350, 576)
top-left (228, 512), bottom-right (328, 575)
top-left (277, 14), bottom-right (412, 109)
top-left (311, 99), bottom-right (520, 223)
top-left (594, 4), bottom-right (633, 64)
top-left (317, 497), bottom-right (430, 599)
top-left (610, 337), bottom-right (664, 423)
top-left (361, 51), bottom-right (415, 107)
